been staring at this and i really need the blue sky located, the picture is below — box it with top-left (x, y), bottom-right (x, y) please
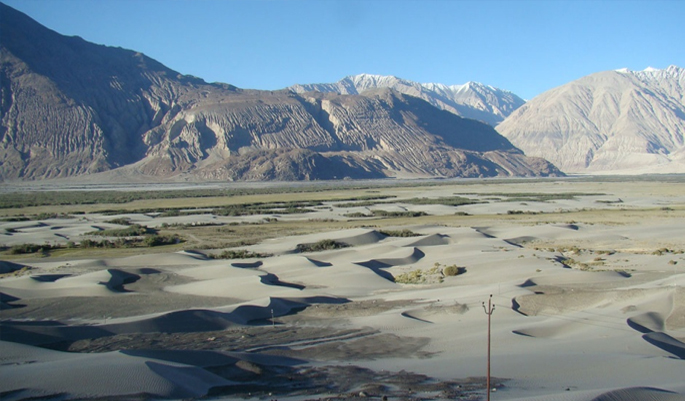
top-left (4, 0), bottom-right (684, 99)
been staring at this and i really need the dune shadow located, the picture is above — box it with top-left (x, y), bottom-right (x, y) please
top-left (626, 312), bottom-right (664, 334)
top-left (231, 261), bottom-right (263, 269)
top-left (306, 257), bottom-right (332, 267)
top-left (0, 320), bottom-right (111, 346)
top-left (511, 298), bottom-right (527, 316)
top-left (31, 274), bottom-right (72, 282)
top-left (0, 260), bottom-right (28, 274)
top-left (352, 262), bottom-right (396, 282)
top-left (400, 312), bottom-right (433, 324)
top-left (473, 227), bottom-right (496, 238)
top-left (0, 292), bottom-right (25, 310)
top-left (137, 268), bottom-right (161, 275)
top-left (642, 332), bottom-right (685, 359)
top-left (99, 269), bottom-right (141, 292)
top-left (259, 273), bottom-right (305, 290)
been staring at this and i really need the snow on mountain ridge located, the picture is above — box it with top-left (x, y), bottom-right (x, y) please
top-left (289, 74), bottom-right (525, 126)
top-left (615, 65), bottom-right (683, 80)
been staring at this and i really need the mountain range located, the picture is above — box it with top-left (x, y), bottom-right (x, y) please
top-left (2, 1), bottom-right (683, 181)
top-left (290, 74), bottom-right (525, 127)
top-left (497, 66), bottom-right (685, 174)
top-left (0, 3), bottom-right (560, 181)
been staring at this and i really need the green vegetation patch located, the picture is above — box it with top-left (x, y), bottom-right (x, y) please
top-left (6, 243), bottom-right (60, 255)
top-left (209, 249), bottom-right (271, 259)
top-left (337, 196), bottom-right (478, 208)
top-left (214, 200), bottom-right (320, 216)
top-left (370, 210), bottom-right (428, 218)
top-left (296, 239), bottom-right (349, 253)
top-left (86, 224), bottom-right (155, 237)
top-left (379, 229), bottom-right (421, 237)
top-left (462, 192), bottom-right (605, 203)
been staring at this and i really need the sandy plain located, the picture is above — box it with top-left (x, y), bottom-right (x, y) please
top-left (1, 177), bottom-right (685, 401)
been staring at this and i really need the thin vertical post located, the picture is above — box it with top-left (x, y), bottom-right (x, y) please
top-left (482, 294), bottom-right (495, 401)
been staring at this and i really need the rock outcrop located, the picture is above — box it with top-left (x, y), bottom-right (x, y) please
top-left (497, 66), bottom-right (685, 174)
top-left (0, 3), bottom-right (561, 181)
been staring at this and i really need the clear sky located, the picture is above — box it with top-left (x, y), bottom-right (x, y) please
top-left (4, 0), bottom-right (684, 100)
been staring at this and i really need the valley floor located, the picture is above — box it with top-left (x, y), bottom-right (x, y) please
top-left (1, 177), bottom-right (685, 400)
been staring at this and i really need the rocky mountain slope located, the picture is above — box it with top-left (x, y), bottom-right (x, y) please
top-left (291, 74), bottom-right (525, 126)
top-left (497, 66), bottom-right (685, 174)
top-left (0, 3), bottom-right (561, 181)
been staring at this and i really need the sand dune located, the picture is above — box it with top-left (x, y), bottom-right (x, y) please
top-left (0, 340), bottom-right (231, 400)
top-left (2, 180), bottom-right (685, 400)
top-left (356, 246), bottom-right (425, 268)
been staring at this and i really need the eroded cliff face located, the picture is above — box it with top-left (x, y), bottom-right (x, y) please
top-left (497, 66), bottom-right (685, 174)
top-left (0, 3), bottom-right (562, 181)
top-left (134, 88), bottom-right (559, 180)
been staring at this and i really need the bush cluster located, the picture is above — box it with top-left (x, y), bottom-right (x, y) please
top-left (296, 239), bottom-right (349, 253)
top-left (7, 243), bottom-right (58, 254)
top-left (86, 224), bottom-right (154, 237)
top-left (209, 249), bottom-right (271, 259)
top-left (379, 229), bottom-right (421, 237)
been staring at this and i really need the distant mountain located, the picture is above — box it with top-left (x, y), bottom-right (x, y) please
top-left (497, 66), bottom-right (685, 174)
top-left (0, 3), bottom-right (561, 181)
top-left (290, 74), bottom-right (525, 126)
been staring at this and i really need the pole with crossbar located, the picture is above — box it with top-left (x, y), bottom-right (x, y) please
top-left (482, 294), bottom-right (495, 401)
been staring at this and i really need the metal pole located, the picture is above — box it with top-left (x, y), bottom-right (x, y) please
top-left (482, 294), bottom-right (495, 401)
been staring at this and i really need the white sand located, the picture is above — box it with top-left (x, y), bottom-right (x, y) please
top-left (1, 180), bottom-right (685, 400)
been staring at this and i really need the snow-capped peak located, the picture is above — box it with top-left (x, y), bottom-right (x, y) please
top-left (288, 74), bottom-right (526, 126)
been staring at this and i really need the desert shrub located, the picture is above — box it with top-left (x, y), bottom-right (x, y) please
top-left (668, 260), bottom-right (678, 265)
top-left (296, 239), bottom-right (349, 253)
top-left (80, 238), bottom-right (136, 248)
top-left (143, 235), bottom-right (181, 247)
top-left (7, 243), bottom-right (58, 254)
top-left (402, 196), bottom-right (479, 206)
top-left (344, 212), bottom-right (372, 218)
top-left (0, 216), bottom-right (30, 222)
top-left (209, 249), bottom-right (271, 259)
top-left (370, 210), bottom-right (428, 218)
top-left (86, 224), bottom-right (154, 237)
top-left (395, 269), bottom-right (424, 284)
top-left (104, 217), bottom-right (133, 225)
top-left (379, 229), bottom-right (420, 237)
top-left (158, 209), bottom-right (182, 217)
top-left (443, 265), bottom-right (465, 276)
top-left (596, 199), bottom-right (623, 204)
top-left (652, 248), bottom-right (671, 256)
top-left (34, 212), bottom-right (62, 220)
